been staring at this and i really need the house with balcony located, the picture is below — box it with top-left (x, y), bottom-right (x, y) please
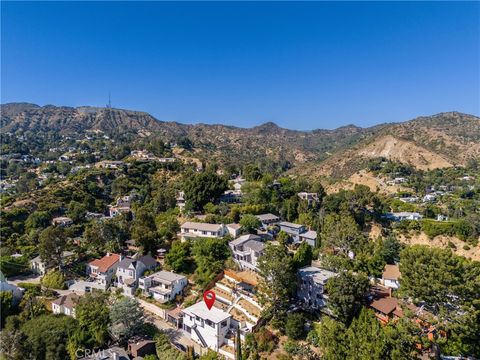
top-left (279, 221), bottom-right (317, 246)
top-left (139, 270), bottom-right (187, 303)
top-left (86, 253), bottom-right (122, 290)
top-left (178, 222), bottom-right (227, 241)
top-left (297, 266), bottom-right (337, 311)
top-left (109, 195), bottom-right (133, 217)
top-left (115, 255), bottom-right (157, 297)
top-left (229, 234), bottom-right (264, 272)
top-left (182, 301), bottom-right (233, 358)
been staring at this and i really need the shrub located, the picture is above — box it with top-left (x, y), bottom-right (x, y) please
top-left (41, 270), bottom-right (66, 290)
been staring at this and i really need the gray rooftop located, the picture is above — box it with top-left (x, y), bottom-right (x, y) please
top-left (256, 213), bottom-right (280, 221)
top-left (279, 221), bottom-right (304, 229)
top-left (230, 234), bottom-right (262, 246)
top-left (181, 221), bottom-right (224, 232)
top-left (183, 301), bottom-right (231, 323)
top-left (298, 266), bottom-right (337, 285)
top-left (149, 270), bottom-right (186, 284)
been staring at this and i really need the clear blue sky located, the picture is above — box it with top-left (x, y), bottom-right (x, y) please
top-left (1, 1), bottom-right (479, 130)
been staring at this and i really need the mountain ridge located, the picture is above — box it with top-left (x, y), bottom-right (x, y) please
top-left (1, 102), bottom-right (479, 177)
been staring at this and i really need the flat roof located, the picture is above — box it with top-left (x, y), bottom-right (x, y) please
top-left (181, 221), bottom-right (223, 232)
top-left (182, 301), bottom-right (231, 323)
top-left (298, 266), bottom-right (337, 284)
top-left (279, 221), bottom-right (304, 229)
top-left (149, 270), bottom-right (186, 283)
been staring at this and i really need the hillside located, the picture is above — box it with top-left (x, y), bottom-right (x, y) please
top-left (1, 103), bottom-right (479, 175)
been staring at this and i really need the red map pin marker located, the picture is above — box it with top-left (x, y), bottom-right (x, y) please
top-left (203, 290), bottom-right (216, 310)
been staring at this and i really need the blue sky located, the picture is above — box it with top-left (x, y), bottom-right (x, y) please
top-left (1, 1), bottom-right (479, 130)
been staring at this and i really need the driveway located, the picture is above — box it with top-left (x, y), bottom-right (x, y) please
top-left (140, 301), bottom-right (196, 351)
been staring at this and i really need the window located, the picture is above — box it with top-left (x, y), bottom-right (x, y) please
top-left (221, 320), bottom-right (228, 328)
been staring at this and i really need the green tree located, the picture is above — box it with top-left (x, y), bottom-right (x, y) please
top-left (0, 291), bottom-right (14, 328)
top-left (325, 271), bottom-right (369, 324)
top-left (257, 243), bottom-right (296, 325)
top-left (25, 211), bottom-right (51, 232)
top-left (192, 238), bottom-right (230, 287)
top-left (109, 297), bottom-right (145, 342)
top-left (41, 270), bottom-right (65, 289)
top-left (321, 213), bottom-right (363, 254)
top-left (21, 314), bottom-right (78, 360)
top-left (345, 308), bottom-right (386, 359)
top-left (315, 316), bottom-right (347, 360)
top-left (239, 214), bottom-right (261, 234)
top-left (399, 245), bottom-right (479, 310)
top-left (132, 207), bottom-right (158, 254)
top-left (75, 292), bottom-right (110, 347)
top-left (183, 171), bottom-right (227, 211)
top-left (292, 241), bottom-right (313, 269)
top-left (165, 241), bottom-right (193, 273)
top-left (285, 313), bottom-right (306, 340)
top-left (38, 226), bottom-right (66, 269)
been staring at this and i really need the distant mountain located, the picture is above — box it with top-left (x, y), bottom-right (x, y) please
top-left (1, 103), bottom-right (479, 177)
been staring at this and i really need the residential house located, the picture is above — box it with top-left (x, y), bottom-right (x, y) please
top-left (51, 216), bottom-right (73, 227)
top-left (381, 264), bottom-right (401, 289)
top-left (218, 190), bottom-right (242, 204)
top-left (229, 234), bottom-right (265, 272)
top-left (0, 271), bottom-right (23, 304)
top-left (128, 339), bottom-right (156, 358)
top-left (176, 191), bottom-right (186, 211)
top-left (255, 213), bottom-right (280, 228)
top-left (279, 221), bottom-right (317, 245)
top-left (226, 223), bottom-right (241, 238)
top-left (297, 192), bottom-right (319, 206)
top-left (182, 301), bottom-right (232, 356)
top-left (29, 251), bottom-right (75, 275)
top-left (52, 293), bottom-right (80, 318)
top-left (299, 230), bottom-right (318, 247)
top-left (86, 253), bottom-right (122, 290)
top-left (115, 255), bottom-right (157, 297)
top-left (109, 195), bottom-right (132, 217)
top-left (386, 212), bottom-right (423, 221)
top-left (95, 160), bottom-right (125, 169)
top-left (370, 296), bottom-right (404, 324)
top-left (178, 222), bottom-right (227, 241)
top-left (82, 347), bottom-right (129, 360)
top-left (436, 214), bottom-right (449, 222)
top-left (139, 270), bottom-right (187, 303)
top-left (422, 194), bottom-right (436, 203)
top-left (297, 266), bottom-right (337, 311)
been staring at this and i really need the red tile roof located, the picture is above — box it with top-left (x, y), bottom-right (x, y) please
top-left (89, 253), bottom-right (121, 273)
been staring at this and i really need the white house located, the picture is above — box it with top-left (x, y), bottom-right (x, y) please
top-left (229, 234), bottom-right (265, 272)
top-left (115, 255), bottom-right (157, 297)
top-left (178, 222), bottom-right (227, 241)
top-left (86, 253), bottom-right (122, 290)
top-left (139, 270), bottom-right (187, 303)
top-left (182, 301), bottom-right (232, 355)
top-left (381, 264), bottom-right (401, 289)
top-left (226, 223), bottom-right (241, 238)
top-left (52, 293), bottom-right (80, 318)
top-left (297, 266), bottom-right (337, 311)
top-left (386, 212), bottom-right (423, 221)
top-left (297, 192), bottom-right (319, 206)
top-left (0, 271), bottom-right (23, 304)
top-left (29, 251), bottom-right (75, 275)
